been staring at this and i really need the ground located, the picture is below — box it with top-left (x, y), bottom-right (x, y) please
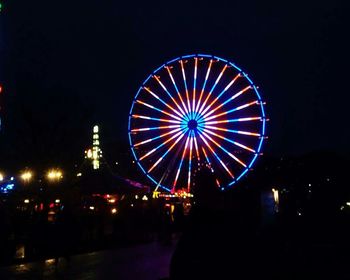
top-left (0, 241), bottom-right (175, 280)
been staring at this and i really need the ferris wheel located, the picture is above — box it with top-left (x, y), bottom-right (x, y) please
top-left (128, 54), bottom-right (266, 192)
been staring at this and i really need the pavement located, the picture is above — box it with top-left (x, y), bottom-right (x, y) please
top-left (0, 241), bottom-right (176, 280)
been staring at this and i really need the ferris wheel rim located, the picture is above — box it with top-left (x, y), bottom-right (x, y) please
top-left (128, 53), bottom-right (266, 192)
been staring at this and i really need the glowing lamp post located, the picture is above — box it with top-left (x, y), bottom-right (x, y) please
top-left (85, 125), bottom-right (103, 170)
top-left (21, 171), bottom-right (33, 182)
top-left (46, 169), bottom-right (63, 182)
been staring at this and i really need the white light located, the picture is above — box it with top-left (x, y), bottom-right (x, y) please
top-left (135, 195), bottom-right (139, 199)
top-left (111, 208), bottom-right (117, 214)
top-left (272, 188), bottom-right (279, 204)
top-left (24, 199), bottom-right (30, 204)
top-left (142, 195), bottom-right (148, 201)
top-left (93, 125), bottom-right (99, 133)
top-left (89, 206), bottom-right (95, 210)
top-left (55, 199), bottom-right (60, 203)
top-left (0, 173), bottom-right (3, 181)
top-left (77, 173), bottom-right (82, 177)
top-left (346, 202), bottom-right (350, 207)
top-left (87, 149), bottom-right (93, 158)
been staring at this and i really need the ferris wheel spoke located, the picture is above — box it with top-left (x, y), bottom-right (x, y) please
top-left (135, 100), bottom-right (183, 121)
top-left (201, 85), bottom-right (251, 120)
top-left (192, 57), bottom-right (198, 116)
top-left (201, 131), bottom-right (247, 168)
top-left (194, 59), bottom-right (213, 120)
top-left (202, 117), bottom-right (261, 125)
top-left (133, 127), bottom-right (182, 147)
top-left (204, 125), bottom-right (261, 137)
top-left (197, 64), bottom-right (228, 116)
top-left (179, 60), bottom-right (192, 117)
top-left (198, 134), bottom-right (235, 178)
top-left (165, 66), bottom-right (189, 115)
top-left (153, 76), bottom-right (188, 118)
top-left (200, 73), bottom-right (242, 118)
top-left (139, 129), bottom-right (187, 161)
top-left (143, 87), bottom-right (186, 120)
top-left (187, 132), bottom-right (194, 192)
top-left (203, 100), bottom-right (259, 122)
top-left (131, 114), bottom-right (181, 124)
top-left (131, 125), bottom-right (181, 133)
top-left (203, 127), bottom-right (256, 153)
top-left (148, 130), bottom-right (187, 173)
top-left (172, 135), bottom-right (190, 192)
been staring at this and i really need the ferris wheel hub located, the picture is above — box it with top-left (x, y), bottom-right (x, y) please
top-left (187, 119), bottom-right (198, 130)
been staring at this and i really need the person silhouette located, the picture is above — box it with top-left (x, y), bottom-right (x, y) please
top-left (169, 164), bottom-right (264, 279)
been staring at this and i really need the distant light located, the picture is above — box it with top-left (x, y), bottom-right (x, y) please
top-left (24, 199), bottom-right (30, 204)
top-left (77, 173), bottom-right (82, 177)
top-left (87, 149), bottom-right (93, 159)
top-left (326, 178), bottom-right (330, 182)
top-left (0, 172), bottom-right (4, 181)
top-left (297, 212), bottom-right (302, 216)
top-left (115, 162), bottom-right (119, 165)
top-left (111, 208), bottom-right (117, 214)
top-left (55, 199), bottom-right (60, 204)
top-left (108, 198), bottom-right (116, 204)
top-left (346, 202), bottom-right (350, 207)
top-left (45, 259), bottom-right (56, 265)
top-left (308, 183), bottom-right (312, 187)
top-left (10, 177), bottom-right (14, 181)
top-left (93, 125), bottom-right (99, 133)
top-left (47, 169), bottom-right (63, 181)
top-left (272, 188), bottom-right (279, 204)
top-left (130, 204), bottom-right (134, 207)
top-left (89, 206), bottom-right (95, 210)
top-left (152, 191), bottom-right (160, 198)
top-left (21, 171), bottom-right (33, 182)
top-left (142, 195), bottom-right (148, 201)
top-left (135, 195), bottom-right (139, 200)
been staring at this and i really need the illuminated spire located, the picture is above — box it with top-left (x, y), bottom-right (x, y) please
top-left (85, 125), bottom-right (103, 169)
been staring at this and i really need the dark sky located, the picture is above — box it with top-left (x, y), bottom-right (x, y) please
top-left (0, 0), bottom-right (349, 168)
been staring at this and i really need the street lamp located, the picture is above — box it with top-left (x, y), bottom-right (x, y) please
top-left (46, 169), bottom-right (63, 181)
top-left (21, 171), bottom-right (33, 182)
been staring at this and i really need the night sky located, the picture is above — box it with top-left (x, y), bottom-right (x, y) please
top-left (0, 0), bottom-right (349, 169)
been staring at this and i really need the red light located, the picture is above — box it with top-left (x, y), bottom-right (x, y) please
top-left (0, 85), bottom-right (2, 93)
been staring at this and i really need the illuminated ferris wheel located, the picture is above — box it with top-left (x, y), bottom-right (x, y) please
top-left (128, 54), bottom-right (266, 192)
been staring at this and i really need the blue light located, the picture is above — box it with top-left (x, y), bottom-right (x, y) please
top-left (0, 183), bottom-right (15, 194)
top-left (182, 54), bottom-right (196, 59)
top-left (154, 63), bottom-right (166, 74)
